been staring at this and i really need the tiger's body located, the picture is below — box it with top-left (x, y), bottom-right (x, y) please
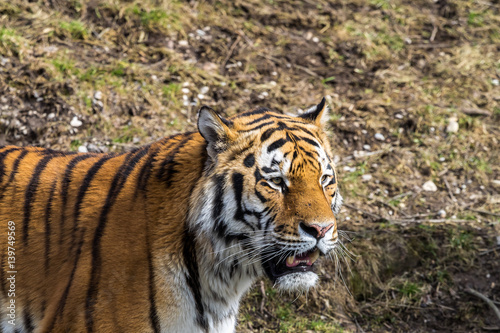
top-left (0, 99), bottom-right (342, 333)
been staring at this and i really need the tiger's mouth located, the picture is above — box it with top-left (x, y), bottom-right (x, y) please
top-left (263, 248), bottom-right (320, 282)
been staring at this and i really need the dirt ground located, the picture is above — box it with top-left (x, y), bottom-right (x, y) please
top-left (1, 0), bottom-right (499, 332)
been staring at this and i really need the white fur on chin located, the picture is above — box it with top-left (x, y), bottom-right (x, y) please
top-left (275, 272), bottom-right (319, 292)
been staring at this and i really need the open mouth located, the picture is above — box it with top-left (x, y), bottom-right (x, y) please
top-left (263, 248), bottom-right (320, 282)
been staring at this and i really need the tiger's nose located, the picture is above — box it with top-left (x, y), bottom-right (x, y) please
top-left (299, 222), bottom-right (335, 239)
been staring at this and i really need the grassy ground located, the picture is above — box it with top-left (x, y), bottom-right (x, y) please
top-left (1, 0), bottom-right (499, 331)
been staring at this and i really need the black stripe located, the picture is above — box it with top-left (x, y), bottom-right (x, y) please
top-left (0, 255), bottom-right (5, 298)
top-left (59, 154), bottom-right (96, 245)
top-left (246, 114), bottom-right (271, 125)
top-left (290, 126), bottom-right (316, 138)
top-left (0, 150), bottom-right (28, 202)
top-left (147, 236), bottom-right (160, 333)
top-left (70, 155), bottom-right (115, 253)
top-left (241, 120), bottom-right (274, 132)
top-left (232, 173), bottom-right (255, 231)
top-left (46, 229), bottom-right (86, 332)
top-left (85, 148), bottom-right (148, 332)
top-left (243, 153), bottom-right (255, 168)
top-left (298, 136), bottom-right (320, 148)
top-left (212, 174), bottom-right (225, 220)
top-left (0, 147), bottom-right (19, 185)
top-left (157, 134), bottom-right (193, 186)
top-left (182, 230), bottom-right (208, 332)
top-left (23, 306), bottom-right (34, 332)
top-left (236, 107), bottom-right (270, 118)
top-left (267, 138), bottom-right (288, 153)
top-left (23, 155), bottom-right (56, 246)
top-left (254, 189), bottom-right (267, 203)
top-left (261, 166), bottom-right (275, 174)
top-left (44, 179), bottom-right (57, 278)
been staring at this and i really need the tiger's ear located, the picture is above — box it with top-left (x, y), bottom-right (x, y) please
top-left (198, 106), bottom-right (235, 159)
top-left (299, 97), bottom-right (329, 127)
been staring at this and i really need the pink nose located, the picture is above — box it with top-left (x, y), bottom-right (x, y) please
top-left (300, 223), bottom-right (335, 239)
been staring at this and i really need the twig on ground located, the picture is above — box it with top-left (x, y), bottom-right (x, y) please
top-left (408, 43), bottom-right (453, 49)
top-left (221, 35), bottom-right (242, 72)
top-left (295, 64), bottom-right (319, 77)
top-left (460, 108), bottom-right (492, 117)
top-left (259, 280), bottom-right (267, 314)
top-left (443, 178), bottom-right (457, 202)
top-left (466, 208), bottom-right (500, 217)
top-left (388, 191), bottom-right (413, 202)
top-left (390, 219), bottom-right (471, 224)
top-left (465, 288), bottom-right (500, 322)
top-left (339, 148), bottom-right (393, 165)
top-left (479, 246), bottom-right (500, 256)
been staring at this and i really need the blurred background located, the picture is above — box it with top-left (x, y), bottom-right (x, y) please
top-left (0, 0), bottom-right (499, 331)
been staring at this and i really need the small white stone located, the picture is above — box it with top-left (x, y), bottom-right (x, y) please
top-left (439, 157), bottom-right (445, 162)
top-left (363, 144), bottom-right (371, 151)
top-left (492, 79), bottom-right (499, 86)
top-left (395, 113), bottom-right (403, 119)
top-left (374, 133), bottom-right (385, 141)
top-left (437, 209), bottom-right (446, 218)
top-left (183, 100), bottom-right (189, 106)
top-left (200, 86), bottom-right (209, 94)
top-left (220, 82), bottom-right (227, 86)
top-left (178, 40), bottom-right (189, 47)
top-left (197, 94), bottom-right (205, 100)
top-left (47, 113), bottom-right (55, 120)
top-left (269, 81), bottom-right (277, 87)
top-left (70, 116), bottom-right (82, 128)
top-left (361, 174), bottom-right (372, 181)
top-left (94, 91), bottom-right (102, 100)
top-left (196, 29), bottom-right (206, 37)
top-left (422, 180), bottom-right (437, 192)
top-left (455, 188), bottom-right (460, 194)
top-left (181, 88), bottom-right (190, 94)
top-left (271, 71), bottom-right (277, 76)
top-left (312, 37), bottom-right (319, 43)
top-left (78, 145), bottom-right (88, 153)
top-left (345, 216), bottom-right (351, 221)
top-left (151, 75), bottom-right (158, 81)
top-left (182, 82), bottom-right (190, 87)
top-left (446, 117), bottom-right (459, 133)
top-left (182, 95), bottom-right (188, 101)
top-left (492, 180), bottom-right (500, 187)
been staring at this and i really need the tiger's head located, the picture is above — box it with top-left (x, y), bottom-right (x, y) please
top-left (195, 98), bottom-right (343, 292)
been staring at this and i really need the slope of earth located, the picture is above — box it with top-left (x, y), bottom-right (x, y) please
top-left (0, 0), bottom-right (499, 332)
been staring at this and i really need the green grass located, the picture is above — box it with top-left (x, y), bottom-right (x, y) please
top-left (59, 20), bottom-right (89, 39)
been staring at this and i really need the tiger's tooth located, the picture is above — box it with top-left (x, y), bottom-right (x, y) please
top-left (310, 249), bottom-right (320, 264)
top-left (286, 256), bottom-right (295, 266)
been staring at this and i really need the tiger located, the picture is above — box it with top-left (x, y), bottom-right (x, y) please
top-left (0, 97), bottom-right (343, 333)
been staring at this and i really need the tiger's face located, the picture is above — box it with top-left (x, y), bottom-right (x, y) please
top-left (197, 98), bottom-right (343, 292)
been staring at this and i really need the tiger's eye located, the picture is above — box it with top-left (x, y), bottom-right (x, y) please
top-left (271, 177), bottom-right (283, 186)
top-left (321, 175), bottom-right (332, 185)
